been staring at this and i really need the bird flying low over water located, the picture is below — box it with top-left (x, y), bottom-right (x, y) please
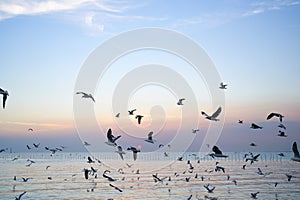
top-left (15, 191), bottom-right (26, 200)
top-left (192, 129), bottom-right (200, 134)
top-left (76, 92), bottom-right (95, 102)
top-left (267, 112), bottom-right (284, 122)
top-left (238, 120), bottom-right (243, 124)
top-left (28, 128), bottom-right (33, 132)
top-left (245, 153), bottom-right (260, 164)
top-left (115, 146), bottom-right (126, 160)
top-left (0, 88), bottom-right (9, 109)
top-left (250, 123), bottom-right (262, 129)
top-left (145, 131), bottom-right (154, 143)
top-left (127, 146), bottom-right (140, 161)
top-left (208, 146), bottom-right (228, 158)
top-left (177, 98), bottom-right (185, 105)
top-left (219, 82), bottom-right (228, 89)
top-left (291, 142), bottom-right (300, 162)
top-left (202, 107), bottom-right (222, 121)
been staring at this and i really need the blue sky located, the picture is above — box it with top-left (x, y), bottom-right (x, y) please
top-left (0, 0), bottom-right (300, 152)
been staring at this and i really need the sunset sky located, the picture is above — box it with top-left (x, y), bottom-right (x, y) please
top-left (0, 0), bottom-right (299, 153)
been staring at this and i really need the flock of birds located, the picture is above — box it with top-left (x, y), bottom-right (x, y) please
top-left (1, 81), bottom-right (299, 199)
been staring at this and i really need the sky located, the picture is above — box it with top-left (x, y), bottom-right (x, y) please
top-left (0, 0), bottom-right (300, 153)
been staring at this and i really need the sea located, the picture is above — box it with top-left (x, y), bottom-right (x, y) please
top-left (0, 152), bottom-right (299, 200)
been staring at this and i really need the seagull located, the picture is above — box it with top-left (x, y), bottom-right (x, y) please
top-left (208, 146), bottom-right (228, 158)
top-left (238, 120), bottom-right (243, 124)
top-left (145, 131), bottom-right (154, 143)
top-left (115, 113), bottom-right (120, 118)
top-left (115, 146), bottom-right (126, 160)
top-left (251, 192), bottom-right (259, 199)
top-left (215, 165), bottom-right (225, 173)
top-left (245, 154), bottom-right (260, 164)
top-left (192, 129), bottom-right (200, 134)
top-left (0, 88), bottom-right (9, 109)
top-left (128, 109), bottom-right (136, 115)
top-left (135, 115), bottom-right (144, 124)
top-left (267, 112), bottom-right (284, 122)
top-left (250, 143), bottom-right (257, 147)
top-left (105, 128), bottom-right (121, 146)
top-left (33, 143), bottom-right (40, 148)
top-left (278, 130), bottom-right (287, 137)
top-left (250, 123), bottom-right (262, 129)
top-left (84, 141), bottom-right (91, 146)
top-left (177, 98), bottom-right (185, 105)
top-left (83, 168), bottom-right (90, 180)
top-left (291, 142), bottom-right (300, 162)
top-left (278, 153), bottom-right (285, 157)
top-left (219, 82), bottom-right (227, 89)
top-left (26, 145), bottom-right (31, 150)
top-left (28, 128), bottom-right (33, 132)
top-left (127, 146), bottom-right (140, 161)
top-left (103, 170), bottom-right (117, 181)
top-left (203, 184), bottom-right (215, 193)
top-left (76, 92), bottom-right (95, 102)
top-left (202, 107), bottom-right (222, 121)
top-left (87, 156), bottom-right (95, 163)
top-left (278, 124), bottom-right (286, 130)
top-left (286, 174), bottom-right (295, 181)
top-left (15, 191), bottom-right (26, 200)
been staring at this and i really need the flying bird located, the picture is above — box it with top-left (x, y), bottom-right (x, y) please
top-left (238, 120), bottom-right (243, 124)
top-left (291, 142), bottom-right (300, 162)
top-left (87, 156), bottom-right (95, 163)
top-left (208, 146), bottom-right (228, 158)
top-left (33, 143), bottom-right (40, 148)
top-left (202, 107), bottom-right (222, 121)
top-left (219, 82), bottom-right (228, 89)
top-left (245, 153), bottom-right (260, 164)
top-left (28, 128), bottom-right (33, 132)
top-left (115, 146), bottom-right (126, 160)
top-left (192, 129), bottom-right (200, 134)
top-left (84, 141), bottom-right (91, 146)
top-left (145, 131), bottom-right (154, 143)
top-left (105, 128), bottom-right (121, 146)
top-left (250, 143), bottom-right (257, 147)
top-left (267, 112), bottom-right (284, 122)
top-left (278, 130), bottom-right (287, 137)
top-left (76, 92), bottom-right (95, 102)
top-left (128, 109), bottom-right (136, 115)
top-left (251, 192), bottom-right (259, 199)
top-left (177, 98), bottom-right (185, 105)
top-left (127, 146), bottom-right (140, 161)
top-left (203, 184), bottom-right (215, 193)
top-left (135, 115), bottom-right (144, 124)
top-left (115, 113), bottom-right (120, 118)
top-left (0, 88), bottom-right (9, 109)
top-left (15, 191), bottom-right (26, 200)
top-left (278, 124), bottom-right (286, 130)
top-left (250, 123), bottom-right (262, 129)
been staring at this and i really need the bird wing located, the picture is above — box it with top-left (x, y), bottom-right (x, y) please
top-left (211, 107), bottom-right (222, 119)
top-left (292, 142), bottom-right (300, 158)
top-left (251, 123), bottom-right (261, 128)
top-left (201, 111), bottom-right (209, 117)
top-left (90, 96), bottom-right (95, 102)
top-left (133, 151), bottom-right (137, 160)
top-left (117, 146), bottom-right (123, 152)
top-left (76, 92), bottom-right (86, 95)
top-left (3, 94), bottom-right (7, 109)
top-left (212, 146), bottom-right (223, 154)
top-left (107, 129), bottom-right (113, 142)
top-left (253, 154), bottom-right (260, 160)
top-left (267, 113), bottom-right (276, 120)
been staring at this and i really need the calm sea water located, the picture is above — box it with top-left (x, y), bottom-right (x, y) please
top-left (0, 152), bottom-right (299, 199)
